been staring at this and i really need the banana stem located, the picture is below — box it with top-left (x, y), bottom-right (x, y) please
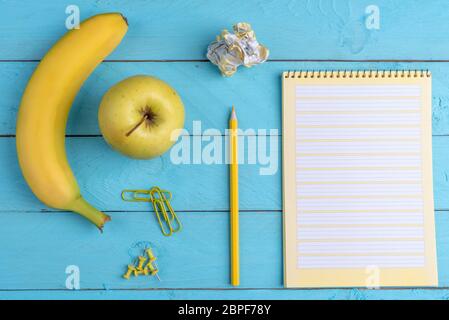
top-left (68, 197), bottom-right (111, 232)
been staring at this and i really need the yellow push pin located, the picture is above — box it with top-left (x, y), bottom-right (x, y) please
top-left (146, 262), bottom-right (161, 282)
top-left (136, 255), bottom-right (147, 271)
top-left (145, 248), bottom-right (156, 262)
top-left (145, 248), bottom-right (159, 269)
top-left (123, 265), bottom-right (136, 280)
top-left (134, 269), bottom-right (144, 276)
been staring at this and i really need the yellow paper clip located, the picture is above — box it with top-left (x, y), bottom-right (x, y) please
top-left (121, 187), bottom-right (182, 237)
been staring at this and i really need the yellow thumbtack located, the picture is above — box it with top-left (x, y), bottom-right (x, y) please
top-left (146, 248), bottom-right (156, 262)
top-left (123, 265), bottom-right (136, 280)
top-left (146, 262), bottom-right (161, 281)
top-left (145, 248), bottom-right (159, 268)
top-left (134, 269), bottom-right (144, 276)
top-left (122, 244), bottom-right (162, 281)
top-left (136, 255), bottom-right (147, 271)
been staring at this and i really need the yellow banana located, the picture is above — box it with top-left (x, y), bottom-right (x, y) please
top-left (16, 13), bottom-right (128, 231)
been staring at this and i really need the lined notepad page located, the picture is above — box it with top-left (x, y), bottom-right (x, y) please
top-left (282, 71), bottom-right (437, 288)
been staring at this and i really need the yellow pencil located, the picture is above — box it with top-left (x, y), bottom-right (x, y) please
top-left (229, 106), bottom-right (239, 286)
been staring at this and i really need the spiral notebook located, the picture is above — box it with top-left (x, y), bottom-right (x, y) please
top-left (282, 70), bottom-right (437, 288)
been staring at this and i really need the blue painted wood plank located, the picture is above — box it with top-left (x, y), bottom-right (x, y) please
top-left (0, 138), bottom-right (281, 212)
top-left (0, 136), bottom-right (449, 211)
top-left (2, 136), bottom-right (449, 211)
top-left (1, 288), bottom-right (449, 300)
top-left (2, 61), bottom-right (449, 136)
top-left (0, 210), bottom-right (448, 290)
top-left (431, 138), bottom-right (449, 210)
top-left (0, 211), bottom-right (281, 289)
top-left (2, 136), bottom-right (449, 210)
top-left (1, 0), bottom-right (449, 60)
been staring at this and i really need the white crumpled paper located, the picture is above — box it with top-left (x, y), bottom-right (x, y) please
top-left (206, 22), bottom-right (269, 77)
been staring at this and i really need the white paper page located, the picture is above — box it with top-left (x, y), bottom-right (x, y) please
top-left (295, 84), bottom-right (427, 270)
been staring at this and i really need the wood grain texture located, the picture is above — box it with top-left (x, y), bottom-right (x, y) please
top-left (2, 136), bottom-right (449, 212)
top-left (1, 0), bottom-right (449, 61)
top-left (2, 289), bottom-right (449, 300)
top-left (0, 138), bottom-right (281, 212)
top-left (0, 211), bottom-right (281, 290)
top-left (3, 61), bottom-right (449, 135)
top-left (0, 210), bottom-right (448, 292)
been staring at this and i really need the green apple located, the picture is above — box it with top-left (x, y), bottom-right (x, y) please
top-left (98, 75), bottom-right (185, 159)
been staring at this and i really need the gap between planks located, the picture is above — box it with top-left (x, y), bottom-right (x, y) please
top-left (0, 209), bottom-right (282, 214)
top-left (2, 209), bottom-right (449, 213)
top-left (0, 134), bottom-right (279, 138)
top-left (4, 59), bottom-right (449, 63)
top-left (1, 134), bottom-right (449, 138)
top-left (0, 287), bottom-right (448, 291)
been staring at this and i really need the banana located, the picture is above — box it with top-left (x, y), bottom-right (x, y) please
top-left (16, 13), bottom-right (128, 230)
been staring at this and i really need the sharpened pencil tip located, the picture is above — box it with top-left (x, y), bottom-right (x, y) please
top-left (230, 106), bottom-right (237, 120)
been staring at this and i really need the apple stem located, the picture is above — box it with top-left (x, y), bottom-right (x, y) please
top-left (126, 114), bottom-right (149, 137)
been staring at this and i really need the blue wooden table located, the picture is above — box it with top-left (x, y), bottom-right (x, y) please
top-left (1, 0), bottom-right (449, 300)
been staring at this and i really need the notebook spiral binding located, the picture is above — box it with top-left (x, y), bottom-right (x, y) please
top-left (283, 70), bottom-right (431, 79)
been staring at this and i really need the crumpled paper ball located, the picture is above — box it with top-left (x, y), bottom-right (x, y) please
top-left (206, 22), bottom-right (269, 77)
